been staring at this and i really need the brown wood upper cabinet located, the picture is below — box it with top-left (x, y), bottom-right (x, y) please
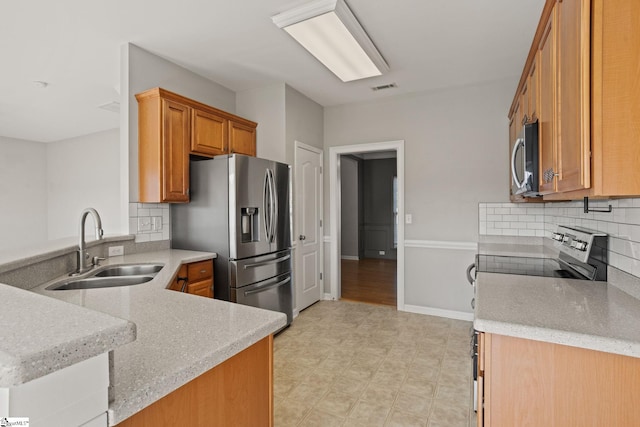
top-left (136, 88), bottom-right (257, 203)
top-left (509, 0), bottom-right (640, 200)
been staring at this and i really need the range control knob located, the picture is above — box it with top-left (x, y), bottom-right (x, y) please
top-left (552, 232), bottom-right (564, 242)
top-left (577, 241), bottom-right (588, 251)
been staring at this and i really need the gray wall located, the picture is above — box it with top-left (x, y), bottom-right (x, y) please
top-left (362, 158), bottom-right (397, 259)
top-left (323, 78), bottom-right (514, 316)
top-left (340, 156), bottom-right (359, 258)
top-left (122, 43), bottom-right (236, 203)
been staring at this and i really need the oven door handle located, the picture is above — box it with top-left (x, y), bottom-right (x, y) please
top-left (466, 263), bottom-right (476, 286)
top-left (511, 137), bottom-right (525, 190)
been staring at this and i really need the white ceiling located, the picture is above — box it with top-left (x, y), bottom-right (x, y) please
top-left (0, 0), bottom-right (545, 143)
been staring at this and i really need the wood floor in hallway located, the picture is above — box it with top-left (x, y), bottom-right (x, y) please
top-left (341, 258), bottom-right (397, 306)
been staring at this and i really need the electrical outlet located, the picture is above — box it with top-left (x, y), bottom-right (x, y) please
top-left (379, 250), bottom-right (385, 255)
top-left (152, 216), bottom-right (163, 231)
top-left (108, 246), bottom-right (124, 257)
top-left (138, 217), bottom-right (152, 232)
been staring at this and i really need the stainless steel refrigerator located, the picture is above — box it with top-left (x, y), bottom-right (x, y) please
top-left (171, 154), bottom-right (293, 326)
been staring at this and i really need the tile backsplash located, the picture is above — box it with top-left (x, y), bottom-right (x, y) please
top-left (480, 198), bottom-right (640, 279)
top-left (129, 203), bottom-right (170, 243)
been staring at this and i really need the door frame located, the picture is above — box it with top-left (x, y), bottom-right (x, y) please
top-left (293, 141), bottom-right (324, 316)
top-left (329, 140), bottom-right (405, 310)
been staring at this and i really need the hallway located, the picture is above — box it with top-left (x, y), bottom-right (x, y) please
top-left (341, 258), bottom-right (397, 306)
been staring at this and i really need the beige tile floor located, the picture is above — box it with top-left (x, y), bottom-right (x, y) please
top-left (273, 300), bottom-right (476, 427)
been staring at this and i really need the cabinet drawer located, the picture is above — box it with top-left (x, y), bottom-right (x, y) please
top-left (187, 260), bottom-right (213, 282)
top-left (187, 279), bottom-right (213, 298)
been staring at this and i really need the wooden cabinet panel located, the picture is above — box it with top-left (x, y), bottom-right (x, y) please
top-left (116, 336), bottom-right (273, 427)
top-left (162, 100), bottom-right (191, 202)
top-left (187, 279), bottom-right (213, 298)
top-left (555, 0), bottom-right (591, 193)
top-left (482, 333), bottom-right (640, 427)
top-left (168, 260), bottom-right (213, 298)
top-left (191, 108), bottom-right (227, 157)
top-left (229, 120), bottom-right (257, 156)
top-left (538, 8), bottom-right (557, 194)
top-left (592, 0), bottom-right (640, 196)
top-left (527, 59), bottom-right (538, 122)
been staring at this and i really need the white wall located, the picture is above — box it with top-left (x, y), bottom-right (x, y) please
top-left (341, 156), bottom-right (359, 258)
top-left (46, 129), bottom-right (121, 240)
top-left (0, 136), bottom-right (47, 250)
top-left (324, 78), bottom-right (515, 317)
top-left (236, 83), bottom-right (286, 163)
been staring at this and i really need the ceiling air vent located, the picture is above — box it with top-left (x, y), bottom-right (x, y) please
top-left (371, 83), bottom-right (397, 91)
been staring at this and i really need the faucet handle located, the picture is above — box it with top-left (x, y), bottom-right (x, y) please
top-left (92, 256), bottom-right (106, 266)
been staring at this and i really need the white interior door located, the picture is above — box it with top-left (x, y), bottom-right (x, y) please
top-left (294, 142), bottom-right (323, 312)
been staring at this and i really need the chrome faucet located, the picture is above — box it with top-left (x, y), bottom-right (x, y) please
top-left (72, 208), bottom-right (104, 275)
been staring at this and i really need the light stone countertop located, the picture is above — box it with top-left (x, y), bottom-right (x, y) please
top-left (474, 271), bottom-right (640, 358)
top-left (30, 249), bottom-right (287, 426)
top-left (0, 283), bottom-right (136, 388)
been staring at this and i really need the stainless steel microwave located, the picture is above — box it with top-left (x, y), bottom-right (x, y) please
top-left (511, 120), bottom-right (540, 197)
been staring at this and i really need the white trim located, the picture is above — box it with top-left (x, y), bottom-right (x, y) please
top-left (294, 141), bottom-right (324, 311)
top-left (404, 240), bottom-right (478, 251)
top-left (323, 235), bottom-right (331, 243)
top-left (323, 293), bottom-right (335, 300)
top-left (329, 140), bottom-right (405, 310)
top-left (402, 304), bottom-right (474, 322)
top-left (341, 255), bottom-right (360, 260)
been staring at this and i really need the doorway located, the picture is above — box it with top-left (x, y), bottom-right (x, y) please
top-left (340, 153), bottom-right (397, 306)
top-left (329, 140), bottom-right (405, 310)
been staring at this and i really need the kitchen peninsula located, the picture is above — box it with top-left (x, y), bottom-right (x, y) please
top-left (1, 242), bottom-right (286, 426)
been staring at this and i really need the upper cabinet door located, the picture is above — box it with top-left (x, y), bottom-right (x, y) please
top-left (556, 0), bottom-right (591, 193)
top-left (191, 108), bottom-right (228, 157)
top-left (161, 99), bottom-right (191, 203)
top-left (229, 120), bottom-right (257, 157)
top-left (538, 7), bottom-right (557, 195)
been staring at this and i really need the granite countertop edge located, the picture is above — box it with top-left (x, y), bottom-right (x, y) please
top-left (108, 314), bottom-right (285, 425)
top-left (473, 318), bottom-right (640, 358)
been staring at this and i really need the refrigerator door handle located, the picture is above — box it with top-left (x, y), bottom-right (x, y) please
top-left (243, 254), bottom-right (291, 269)
top-left (270, 169), bottom-right (278, 244)
top-left (243, 276), bottom-right (291, 296)
top-left (263, 170), bottom-right (272, 242)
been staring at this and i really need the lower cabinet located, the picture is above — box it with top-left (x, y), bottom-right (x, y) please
top-left (168, 259), bottom-right (214, 298)
top-left (478, 333), bottom-right (640, 426)
top-left (0, 353), bottom-right (109, 427)
top-left (115, 335), bottom-right (274, 427)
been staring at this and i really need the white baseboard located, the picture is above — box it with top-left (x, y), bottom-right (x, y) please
top-left (292, 309), bottom-right (299, 319)
top-left (402, 304), bottom-right (474, 321)
top-left (341, 255), bottom-right (359, 260)
top-left (323, 293), bottom-right (335, 301)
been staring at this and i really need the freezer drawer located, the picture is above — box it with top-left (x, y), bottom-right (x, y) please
top-left (232, 272), bottom-right (293, 326)
top-left (229, 249), bottom-right (291, 288)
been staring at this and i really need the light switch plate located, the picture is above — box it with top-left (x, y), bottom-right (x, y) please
top-left (152, 216), bottom-right (163, 231)
top-left (405, 214), bottom-right (412, 224)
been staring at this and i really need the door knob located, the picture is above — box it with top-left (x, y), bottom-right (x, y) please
top-left (299, 235), bottom-right (306, 240)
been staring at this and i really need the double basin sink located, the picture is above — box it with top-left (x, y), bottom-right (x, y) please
top-left (47, 264), bottom-right (164, 291)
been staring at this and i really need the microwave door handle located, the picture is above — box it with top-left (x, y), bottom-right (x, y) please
top-left (511, 137), bottom-right (525, 189)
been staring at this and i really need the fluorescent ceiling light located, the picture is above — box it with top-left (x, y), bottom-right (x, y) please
top-left (272, 0), bottom-right (389, 82)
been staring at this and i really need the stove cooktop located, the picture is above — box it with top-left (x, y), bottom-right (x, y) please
top-left (475, 254), bottom-right (585, 279)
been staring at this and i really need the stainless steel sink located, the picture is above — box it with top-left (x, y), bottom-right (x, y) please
top-left (46, 263), bottom-right (165, 290)
top-left (94, 264), bottom-right (164, 277)
top-left (48, 275), bottom-right (154, 290)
